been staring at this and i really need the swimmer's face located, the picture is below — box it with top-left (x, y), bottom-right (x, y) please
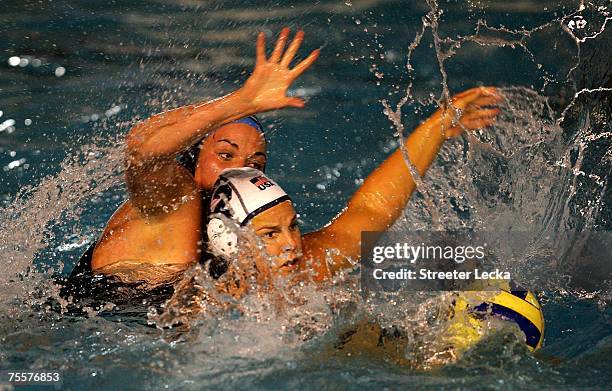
top-left (248, 200), bottom-right (302, 277)
top-left (195, 123), bottom-right (267, 191)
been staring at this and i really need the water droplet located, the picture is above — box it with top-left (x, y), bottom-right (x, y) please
top-left (54, 66), bottom-right (66, 77)
top-left (0, 119), bottom-right (16, 132)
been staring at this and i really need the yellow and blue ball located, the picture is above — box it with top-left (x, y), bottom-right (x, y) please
top-left (447, 282), bottom-right (545, 352)
top-left (470, 286), bottom-right (544, 350)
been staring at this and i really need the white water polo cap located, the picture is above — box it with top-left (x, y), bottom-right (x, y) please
top-left (207, 167), bottom-right (291, 258)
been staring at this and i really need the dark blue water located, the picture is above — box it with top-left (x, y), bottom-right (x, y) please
top-left (1, 1), bottom-right (610, 389)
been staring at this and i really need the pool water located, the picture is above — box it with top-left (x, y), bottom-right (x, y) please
top-left (1, 1), bottom-right (610, 389)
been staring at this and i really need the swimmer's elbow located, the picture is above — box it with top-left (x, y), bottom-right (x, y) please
top-left (126, 121), bottom-right (169, 162)
top-left (126, 124), bottom-right (159, 165)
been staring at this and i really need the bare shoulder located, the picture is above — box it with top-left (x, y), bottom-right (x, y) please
top-left (91, 186), bottom-right (203, 271)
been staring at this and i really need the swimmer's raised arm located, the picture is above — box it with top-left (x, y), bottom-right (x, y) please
top-left (125, 28), bottom-right (320, 212)
top-left (303, 87), bottom-right (501, 278)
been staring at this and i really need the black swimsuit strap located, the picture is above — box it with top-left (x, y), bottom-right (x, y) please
top-left (68, 242), bottom-right (95, 278)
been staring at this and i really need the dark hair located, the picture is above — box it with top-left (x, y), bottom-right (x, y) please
top-left (177, 139), bottom-right (203, 175)
top-left (177, 116), bottom-right (266, 175)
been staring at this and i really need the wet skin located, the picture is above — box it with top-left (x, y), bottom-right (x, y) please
top-left (230, 87), bottom-right (503, 283)
top-left (90, 27), bottom-right (501, 289)
top-left (248, 200), bottom-right (303, 277)
top-left (194, 123), bottom-right (267, 191)
top-left (91, 27), bottom-right (317, 274)
top-left (91, 124), bottom-right (267, 271)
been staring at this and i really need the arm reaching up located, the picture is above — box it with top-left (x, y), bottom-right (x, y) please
top-left (302, 87), bottom-right (502, 279)
top-left (125, 28), bottom-right (320, 214)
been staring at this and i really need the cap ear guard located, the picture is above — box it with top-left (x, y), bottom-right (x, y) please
top-left (207, 217), bottom-right (238, 258)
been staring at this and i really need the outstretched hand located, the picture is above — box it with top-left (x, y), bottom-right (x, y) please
top-left (435, 87), bottom-right (502, 138)
top-left (240, 28), bottom-right (320, 112)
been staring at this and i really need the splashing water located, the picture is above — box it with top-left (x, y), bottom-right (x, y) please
top-left (0, 136), bottom-right (126, 311)
top-left (0, 0), bottom-right (610, 388)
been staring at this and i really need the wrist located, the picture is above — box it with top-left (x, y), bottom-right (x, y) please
top-left (416, 112), bottom-right (447, 144)
top-left (230, 87), bottom-right (259, 115)
top-left (198, 88), bottom-right (257, 123)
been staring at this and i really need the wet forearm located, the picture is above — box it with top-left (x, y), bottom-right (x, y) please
top-left (306, 115), bottom-right (447, 271)
top-left (403, 113), bottom-right (446, 178)
top-left (126, 88), bottom-right (256, 160)
top-left (347, 115), bottom-right (446, 227)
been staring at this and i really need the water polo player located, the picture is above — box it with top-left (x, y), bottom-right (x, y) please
top-left (192, 168), bottom-right (545, 354)
top-left (204, 168), bottom-right (302, 280)
top-left (68, 27), bottom-right (501, 288)
top-left (195, 87), bottom-right (504, 283)
top-left (66, 28), bottom-right (319, 282)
